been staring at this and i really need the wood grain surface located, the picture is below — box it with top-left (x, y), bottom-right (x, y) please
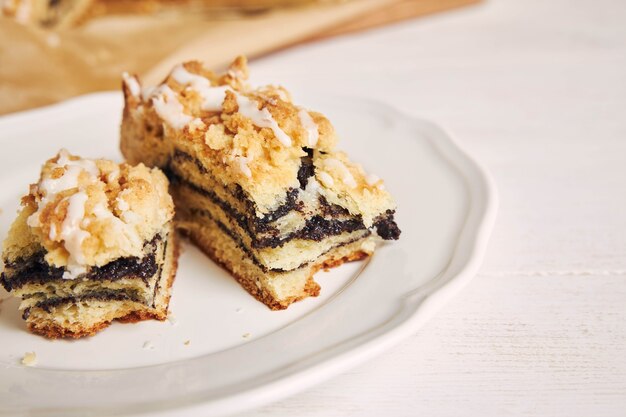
top-left (238, 0), bottom-right (626, 415)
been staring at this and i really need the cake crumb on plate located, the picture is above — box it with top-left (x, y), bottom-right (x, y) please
top-left (21, 352), bottom-right (37, 366)
top-left (167, 312), bottom-right (179, 326)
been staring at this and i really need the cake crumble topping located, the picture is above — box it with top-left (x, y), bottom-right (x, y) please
top-left (3, 150), bottom-right (174, 277)
top-left (122, 56), bottom-right (395, 222)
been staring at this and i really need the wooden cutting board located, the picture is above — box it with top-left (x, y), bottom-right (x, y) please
top-left (0, 0), bottom-right (481, 115)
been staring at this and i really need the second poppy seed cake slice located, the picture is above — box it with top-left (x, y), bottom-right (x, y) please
top-left (120, 56), bottom-right (400, 310)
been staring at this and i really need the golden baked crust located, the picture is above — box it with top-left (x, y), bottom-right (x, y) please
top-left (26, 306), bottom-right (163, 339)
top-left (181, 223), bottom-right (369, 310)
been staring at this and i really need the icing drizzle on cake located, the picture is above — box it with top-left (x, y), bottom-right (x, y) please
top-left (298, 109), bottom-right (319, 147)
top-left (171, 65), bottom-right (230, 112)
top-left (235, 94), bottom-right (292, 147)
top-left (152, 85), bottom-right (194, 130)
top-left (163, 64), bottom-right (294, 147)
top-left (27, 149), bottom-right (100, 279)
top-left (59, 191), bottom-right (90, 278)
top-left (122, 72), bottom-right (141, 98)
top-left (320, 158), bottom-right (357, 189)
top-left (25, 150), bottom-right (174, 279)
top-left (234, 155), bottom-right (253, 178)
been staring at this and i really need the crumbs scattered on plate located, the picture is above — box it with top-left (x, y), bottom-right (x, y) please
top-left (142, 341), bottom-right (155, 350)
top-left (21, 352), bottom-right (37, 367)
top-left (184, 340), bottom-right (190, 346)
top-left (242, 333), bottom-right (251, 339)
top-left (167, 312), bottom-right (179, 326)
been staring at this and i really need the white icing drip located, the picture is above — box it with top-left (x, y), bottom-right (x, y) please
top-left (116, 197), bottom-right (130, 212)
top-left (26, 150), bottom-right (103, 279)
top-left (60, 192), bottom-right (90, 279)
top-left (141, 86), bottom-right (156, 101)
top-left (365, 173), bottom-right (385, 190)
top-left (199, 87), bottom-right (230, 111)
top-left (49, 224), bottom-right (57, 240)
top-left (56, 148), bottom-right (99, 176)
top-left (323, 158), bottom-right (357, 188)
top-left (28, 149), bottom-right (98, 228)
top-left (121, 210), bottom-right (141, 224)
top-left (145, 69), bottom-right (294, 144)
top-left (318, 171), bottom-right (334, 187)
top-left (171, 65), bottom-right (230, 111)
top-left (171, 65), bottom-right (208, 88)
top-left (298, 109), bottom-right (319, 147)
top-left (37, 167), bottom-right (79, 198)
top-left (122, 72), bottom-right (141, 98)
top-left (235, 94), bottom-right (292, 146)
top-left (152, 85), bottom-right (193, 130)
top-left (234, 155), bottom-right (253, 178)
top-left (91, 204), bottom-right (110, 219)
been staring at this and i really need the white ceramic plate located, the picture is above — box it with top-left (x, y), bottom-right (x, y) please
top-left (0, 93), bottom-right (496, 417)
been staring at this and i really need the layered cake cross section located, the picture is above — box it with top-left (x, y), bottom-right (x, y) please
top-left (0, 150), bottom-right (178, 338)
top-left (120, 56), bottom-right (400, 309)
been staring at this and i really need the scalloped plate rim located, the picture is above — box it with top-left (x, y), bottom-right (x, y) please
top-left (0, 92), bottom-right (497, 417)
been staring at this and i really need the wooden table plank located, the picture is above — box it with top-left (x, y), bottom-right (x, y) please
top-left (244, 0), bottom-right (626, 414)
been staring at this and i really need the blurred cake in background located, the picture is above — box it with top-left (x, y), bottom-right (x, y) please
top-left (0, 0), bottom-right (480, 115)
top-left (1, 0), bottom-right (94, 28)
top-left (1, 0), bottom-right (321, 27)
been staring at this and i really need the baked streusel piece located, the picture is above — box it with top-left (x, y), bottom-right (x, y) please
top-left (0, 150), bottom-right (178, 338)
top-left (120, 56), bottom-right (400, 310)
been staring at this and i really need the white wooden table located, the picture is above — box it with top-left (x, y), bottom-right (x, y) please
top-left (244, 0), bottom-right (626, 415)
